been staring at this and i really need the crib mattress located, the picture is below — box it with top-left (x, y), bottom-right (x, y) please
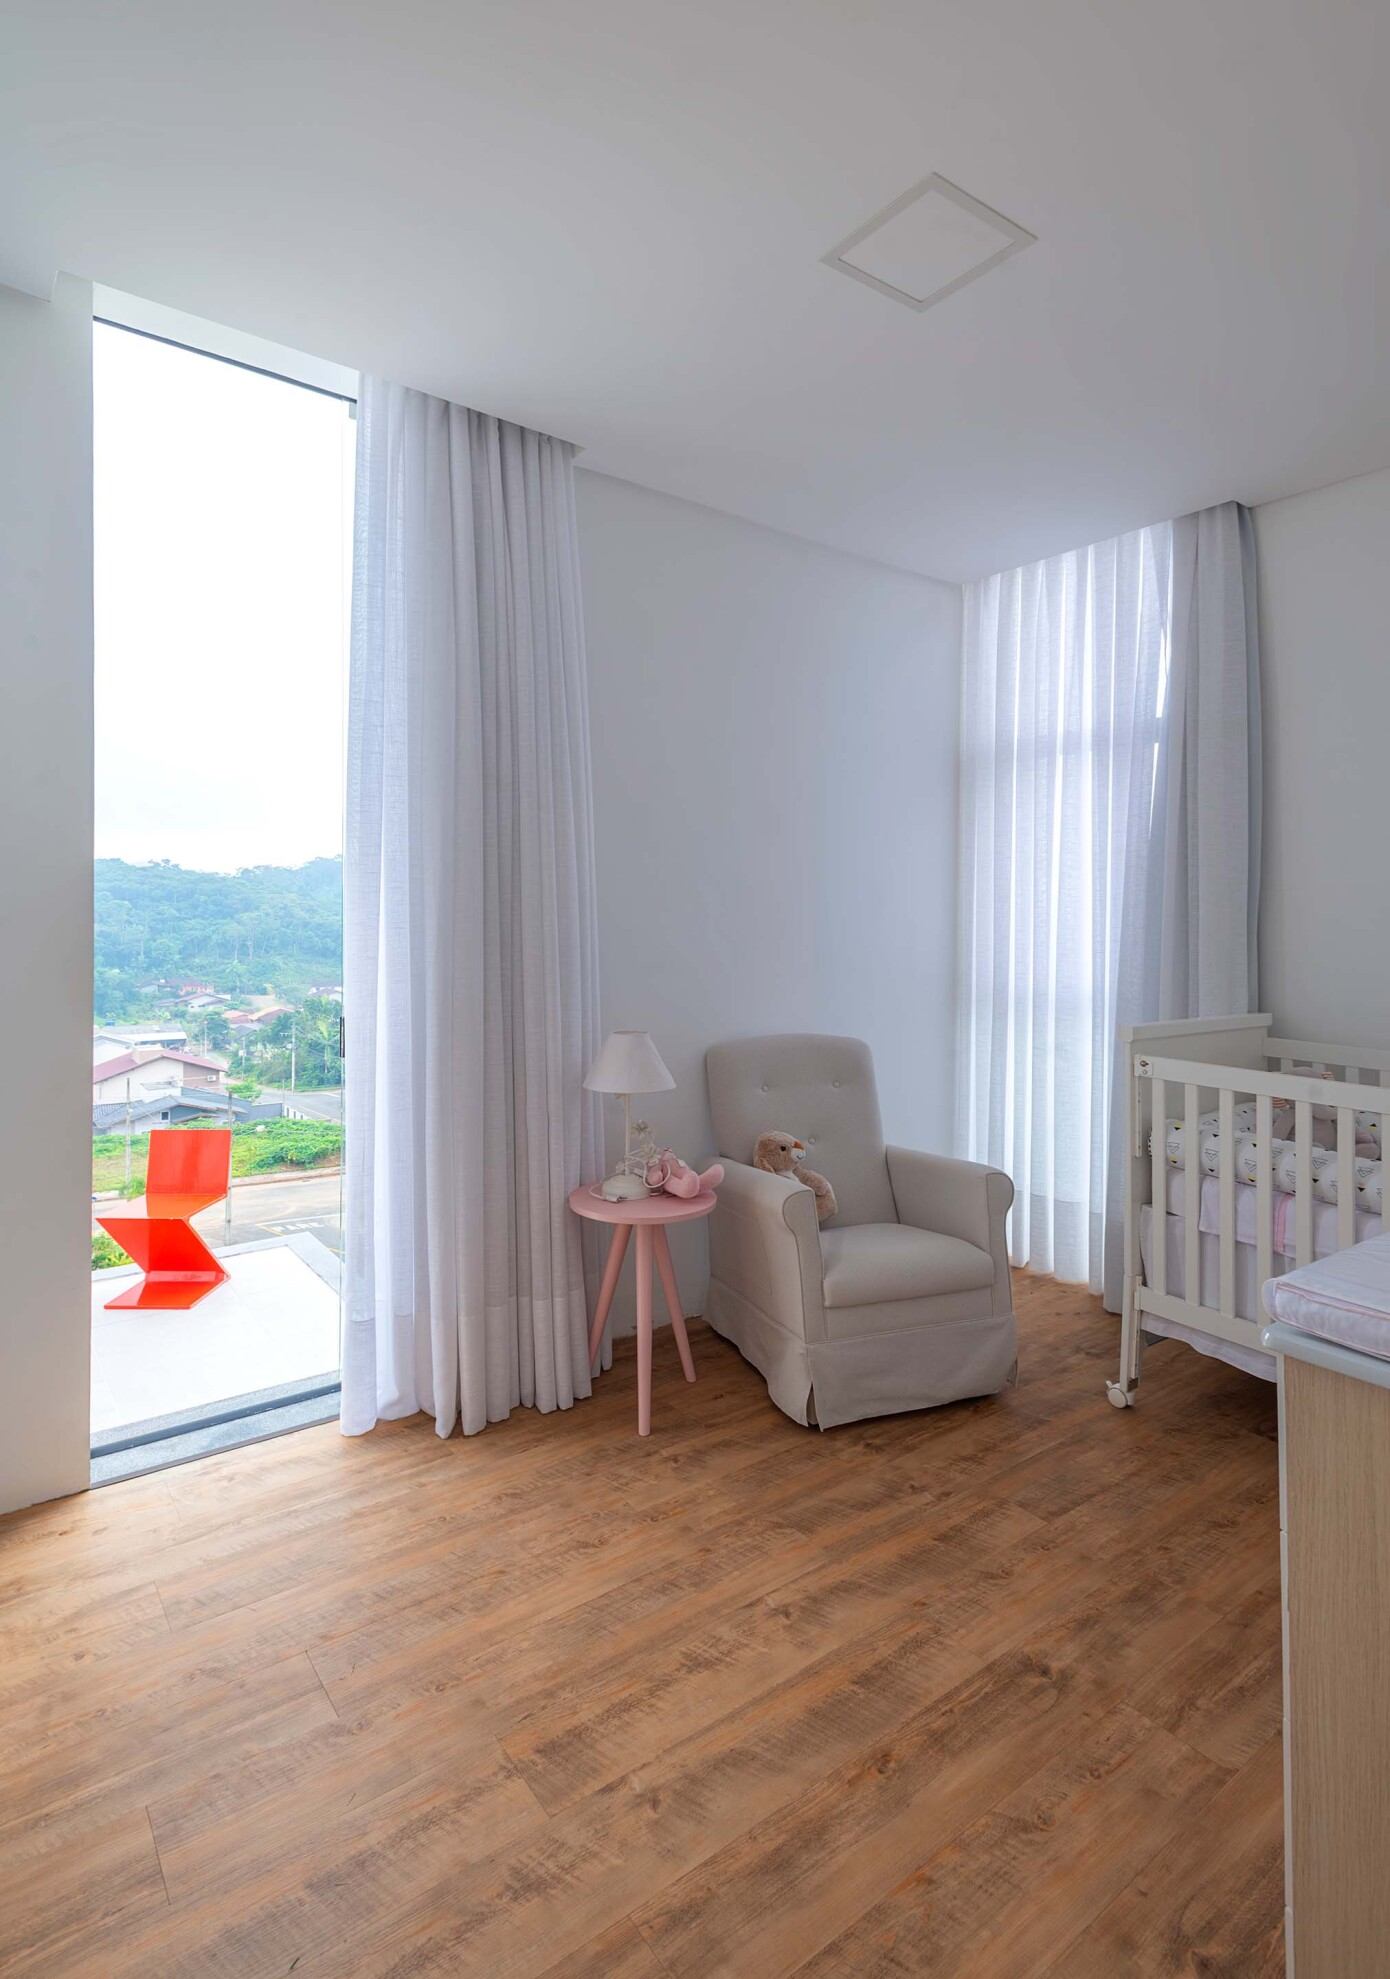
top-left (1160, 1167), bottom-right (1382, 1256)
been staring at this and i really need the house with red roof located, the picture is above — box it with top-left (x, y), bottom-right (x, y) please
top-left (92, 1046), bottom-right (228, 1109)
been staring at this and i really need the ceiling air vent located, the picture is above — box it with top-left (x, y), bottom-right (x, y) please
top-left (823, 174), bottom-right (1035, 312)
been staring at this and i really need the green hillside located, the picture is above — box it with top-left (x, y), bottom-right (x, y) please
top-left (94, 856), bottom-right (342, 1020)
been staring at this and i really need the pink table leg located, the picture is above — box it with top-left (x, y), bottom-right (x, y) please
top-left (635, 1224), bottom-right (654, 1437)
top-left (654, 1228), bottom-right (697, 1384)
top-left (588, 1222), bottom-right (631, 1371)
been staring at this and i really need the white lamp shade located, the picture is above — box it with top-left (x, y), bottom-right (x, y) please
top-left (583, 1030), bottom-right (675, 1095)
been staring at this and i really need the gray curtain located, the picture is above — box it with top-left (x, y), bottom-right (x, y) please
top-left (1157, 502), bottom-right (1263, 1016)
top-left (342, 380), bottom-right (602, 1436)
top-left (1102, 499), bottom-right (1262, 1306)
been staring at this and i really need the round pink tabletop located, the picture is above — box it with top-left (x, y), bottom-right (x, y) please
top-left (568, 1184), bottom-right (717, 1226)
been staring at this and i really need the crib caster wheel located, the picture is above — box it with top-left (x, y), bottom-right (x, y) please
top-left (1106, 1382), bottom-right (1135, 1409)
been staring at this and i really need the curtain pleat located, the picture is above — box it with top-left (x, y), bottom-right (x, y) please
top-left (956, 502), bottom-right (1260, 1308)
top-left (343, 384), bottom-right (602, 1437)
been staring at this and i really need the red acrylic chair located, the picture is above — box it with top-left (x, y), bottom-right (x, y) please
top-left (97, 1127), bottom-right (233, 1310)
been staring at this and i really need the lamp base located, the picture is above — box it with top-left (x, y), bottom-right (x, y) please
top-left (598, 1171), bottom-right (650, 1202)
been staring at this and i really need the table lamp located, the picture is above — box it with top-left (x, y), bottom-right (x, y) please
top-left (584, 1030), bottom-right (675, 1201)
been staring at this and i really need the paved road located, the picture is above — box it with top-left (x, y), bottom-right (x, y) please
top-left (191, 1170), bottom-right (343, 1256)
top-left (261, 1087), bottom-right (343, 1124)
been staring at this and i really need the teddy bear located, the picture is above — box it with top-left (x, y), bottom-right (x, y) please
top-left (752, 1131), bottom-right (837, 1222)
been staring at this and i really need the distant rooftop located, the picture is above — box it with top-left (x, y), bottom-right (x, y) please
top-left (95, 1023), bottom-right (188, 1041)
top-left (93, 1087), bottom-right (282, 1132)
top-left (93, 1046), bottom-right (226, 1084)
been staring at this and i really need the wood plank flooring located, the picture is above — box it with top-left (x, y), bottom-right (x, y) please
top-left (0, 1274), bottom-right (1284, 1976)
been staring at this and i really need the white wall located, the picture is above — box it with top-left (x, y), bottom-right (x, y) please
top-left (92, 1061), bottom-right (180, 1106)
top-left (0, 277), bottom-right (94, 1513)
top-left (1255, 467), bottom-right (1390, 1050)
top-left (577, 470), bottom-right (962, 1325)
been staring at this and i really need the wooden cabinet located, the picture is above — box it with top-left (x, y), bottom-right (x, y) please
top-left (1274, 1332), bottom-right (1390, 1976)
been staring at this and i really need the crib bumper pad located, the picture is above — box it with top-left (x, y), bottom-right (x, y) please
top-left (1158, 1111), bottom-right (1383, 1216)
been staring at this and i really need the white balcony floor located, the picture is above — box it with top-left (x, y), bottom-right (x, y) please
top-left (91, 1234), bottom-right (341, 1435)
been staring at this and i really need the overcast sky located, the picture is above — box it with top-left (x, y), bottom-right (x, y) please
top-left (94, 322), bottom-right (354, 873)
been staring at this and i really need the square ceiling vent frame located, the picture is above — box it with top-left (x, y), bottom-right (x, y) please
top-left (822, 173), bottom-right (1036, 312)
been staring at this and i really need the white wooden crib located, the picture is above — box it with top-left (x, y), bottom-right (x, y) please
top-left (1111, 1014), bottom-right (1390, 1406)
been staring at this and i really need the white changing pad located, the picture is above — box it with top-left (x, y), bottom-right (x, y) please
top-left (1263, 1232), bottom-right (1390, 1362)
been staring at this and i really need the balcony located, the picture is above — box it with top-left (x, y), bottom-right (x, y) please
top-left (91, 1167), bottom-right (342, 1480)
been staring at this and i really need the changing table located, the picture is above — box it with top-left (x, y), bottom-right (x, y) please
top-left (1262, 1232), bottom-right (1390, 1978)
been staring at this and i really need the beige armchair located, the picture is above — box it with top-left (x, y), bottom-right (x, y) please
top-left (705, 1034), bottom-right (1016, 1428)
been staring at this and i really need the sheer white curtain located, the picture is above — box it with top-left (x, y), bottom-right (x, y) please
top-left (955, 502), bottom-right (1260, 1307)
top-left (342, 381), bottom-right (602, 1437)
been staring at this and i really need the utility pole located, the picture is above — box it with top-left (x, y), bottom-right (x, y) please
top-left (290, 1015), bottom-right (297, 1093)
top-left (124, 1078), bottom-right (133, 1190)
top-left (225, 1074), bottom-right (235, 1245)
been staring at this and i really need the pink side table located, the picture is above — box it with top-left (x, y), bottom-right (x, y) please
top-left (569, 1184), bottom-right (717, 1436)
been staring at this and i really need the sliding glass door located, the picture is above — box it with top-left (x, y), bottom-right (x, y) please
top-left (90, 316), bottom-right (354, 1477)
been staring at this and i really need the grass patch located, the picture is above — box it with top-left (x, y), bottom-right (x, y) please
top-left (92, 1229), bottom-right (132, 1270)
top-left (93, 1117), bottom-right (342, 1195)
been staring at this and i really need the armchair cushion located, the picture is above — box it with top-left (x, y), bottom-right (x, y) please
top-left (820, 1223), bottom-right (994, 1308)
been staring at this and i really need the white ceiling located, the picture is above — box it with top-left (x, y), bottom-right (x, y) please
top-left (3, 0), bottom-right (1388, 581)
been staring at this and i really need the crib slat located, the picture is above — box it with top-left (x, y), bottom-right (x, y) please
top-left (1219, 1087), bottom-right (1236, 1317)
top-left (1295, 1099), bottom-right (1313, 1267)
top-left (1184, 1082), bottom-right (1200, 1303)
top-left (1337, 1106), bottom-right (1355, 1253)
top-left (1151, 1076), bottom-right (1167, 1297)
top-left (1256, 1092), bottom-right (1274, 1294)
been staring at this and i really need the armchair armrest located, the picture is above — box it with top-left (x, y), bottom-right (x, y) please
top-left (707, 1158), bottom-right (826, 1345)
top-left (887, 1146), bottom-right (1014, 1256)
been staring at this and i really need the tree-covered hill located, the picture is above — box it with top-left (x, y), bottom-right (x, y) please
top-left (95, 856), bottom-right (342, 1020)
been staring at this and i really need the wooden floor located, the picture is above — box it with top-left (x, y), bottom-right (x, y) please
top-left (0, 1276), bottom-right (1285, 1977)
